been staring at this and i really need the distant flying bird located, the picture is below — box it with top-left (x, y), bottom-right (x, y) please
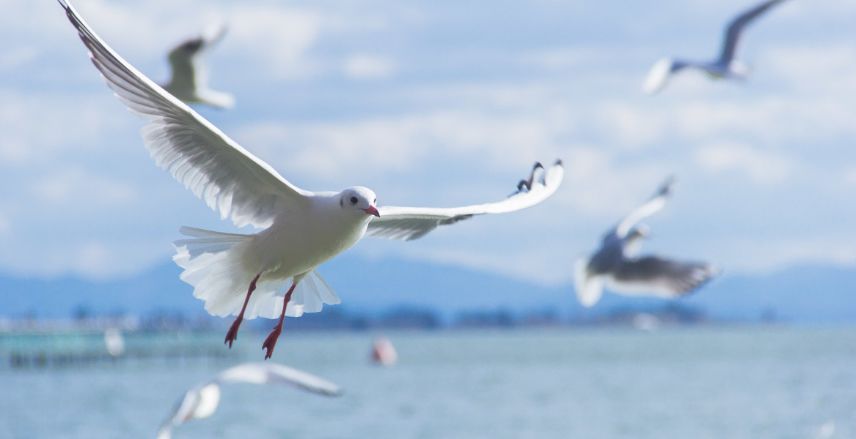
top-left (643, 0), bottom-right (787, 94)
top-left (574, 177), bottom-right (718, 307)
top-left (59, 0), bottom-right (564, 359)
top-left (161, 23), bottom-right (234, 109)
top-left (156, 362), bottom-right (342, 439)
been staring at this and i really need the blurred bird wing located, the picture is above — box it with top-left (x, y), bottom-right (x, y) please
top-left (216, 362), bottom-right (343, 396)
top-left (643, 58), bottom-right (679, 94)
top-left (719, 0), bottom-right (786, 63)
top-left (265, 363), bottom-right (344, 396)
top-left (155, 423), bottom-right (173, 439)
top-left (608, 256), bottom-right (718, 297)
top-left (367, 160), bottom-right (564, 241)
top-left (157, 382), bottom-right (221, 439)
top-left (574, 258), bottom-right (604, 307)
top-left (191, 383), bottom-right (222, 419)
top-left (216, 363), bottom-right (271, 384)
top-left (60, 1), bottom-right (311, 229)
top-left (615, 176), bottom-right (675, 238)
top-left (200, 22), bottom-right (228, 50)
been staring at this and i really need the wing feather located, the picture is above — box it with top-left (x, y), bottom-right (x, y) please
top-left (59, 1), bottom-right (309, 229)
top-left (609, 256), bottom-right (719, 297)
top-left (367, 160), bottom-right (564, 241)
top-left (216, 363), bottom-right (343, 396)
top-left (719, 0), bottom-right (786, 63)
top-left (615, 176), bottom-right (675, 238)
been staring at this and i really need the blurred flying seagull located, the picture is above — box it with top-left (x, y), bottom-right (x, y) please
top-left (574, 177), bottom-right (719, 307)
top-left (161, 23), bottom-right (234, 109)
top-left (156, 362), bottom-right (342, 439)
top-left (643, 0), bottom-right (787, 94)
top-left (59, 0), bottom-right (565, 359)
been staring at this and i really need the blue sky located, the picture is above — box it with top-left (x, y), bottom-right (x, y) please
top-left (1, 0), bottom-right (855, 285)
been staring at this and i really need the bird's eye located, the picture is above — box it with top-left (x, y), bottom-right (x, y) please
top-left (350, 196), bottom-right (358, 205)
top-left (373, 198), bottom-right (377, 204)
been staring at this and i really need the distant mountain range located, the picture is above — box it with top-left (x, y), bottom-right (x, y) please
top-left (1, 254), bottom-right (854, 324)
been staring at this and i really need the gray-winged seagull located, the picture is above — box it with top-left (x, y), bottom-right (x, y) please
top-left (156, 362), bottom-right (341, 439)
top-left (59, 0), bottom-right (564, 359)
top-left (162, 23), bottom-right (234, 109)
top-left (643, 0), bottom-right (787, 94)
top-left (574, 177), bottom-right (718, 307)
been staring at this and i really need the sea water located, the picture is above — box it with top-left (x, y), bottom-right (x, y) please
top-left (1, 327), bottom-right (854, 439)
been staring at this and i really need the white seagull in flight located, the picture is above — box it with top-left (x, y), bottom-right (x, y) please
top-left (574, 177), bottom-right (718, 307)
top-left (161, 23), bottom-right (234, 109)
top-left (643, 0), bottom-right (788, 94)
top-left (59, 0), bottom-right (564, 359)
top-left (156, 362), bottom-right (342, 439)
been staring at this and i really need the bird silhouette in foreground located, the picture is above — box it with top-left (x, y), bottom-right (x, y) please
top-left (59, 0), bottom-right (564, 359)
top-left (161, 23), bottom-right (234, 109)
top-left (643, 0), bottom-right (788, 94)
top-left (156, 362), bottom-right (342, 439)
top-left (574, 177), bottom-right (719, 307)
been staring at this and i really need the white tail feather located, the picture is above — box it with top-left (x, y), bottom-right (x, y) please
top-left (173, 227), bottom-right (341, 319)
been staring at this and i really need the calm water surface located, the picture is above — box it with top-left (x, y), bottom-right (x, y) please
top-left (1, 327), bottom-right (854, 438)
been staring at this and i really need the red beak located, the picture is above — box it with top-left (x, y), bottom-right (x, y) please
top-left (364, 205), bottom-right (380, 217)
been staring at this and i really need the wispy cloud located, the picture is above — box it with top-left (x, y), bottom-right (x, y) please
top-left (225, 5), bottom-right (322, 80)
top-left (844, 167), bottom-right (856, 187)
top-left (695, 142), bottom-right (794, 185)
top-left (31, 168), bottom-right (137, 207)
top-left (342, 54), bottom-right (397, 80)
top-left (0, 212), bottom-right (10, 237)
top-left (2, 0), bottom-right (855, 282)
top-left (0, 90), bottom-right (132, 167)
top-left (0, 47), bottom-right (38, 72)
top-left (237, 108), bottom-right (566, 183)
top-left (713, 236), bottom-right (856, 275)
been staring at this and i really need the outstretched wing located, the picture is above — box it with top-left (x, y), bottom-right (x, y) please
top-left (609, 256), bottom-right (719, 297)
top-left (718, 0), bottom-right (786, 63)
top-left (216, 362), bottom-right (343, 396)
top-left (59, 1), bottom-right (310, 229)
top-left (157, 362), bottom-right (340, 438)
top-left (614, 176), bottom-right (675, 238)
top-left (367, 160), bottom-right (564, 241)
top-left (156, 382), bottom-right (221, 439)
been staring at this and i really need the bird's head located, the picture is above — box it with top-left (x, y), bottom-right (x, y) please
top-left (171, 38), bottom-right (204, 59)
top-left (622, 225), bottom-right (651, 257)
top-left (339, 186), bottom-right (379, 218)
top-left (627, 224), bottom-right (651, 241)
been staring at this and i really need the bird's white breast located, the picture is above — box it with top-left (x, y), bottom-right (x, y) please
top-left (243, 196), bottom-right (370, 280)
